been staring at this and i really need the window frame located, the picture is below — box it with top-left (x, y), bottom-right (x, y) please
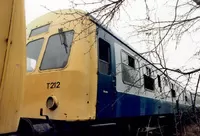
top-left (39, 30), bottom-right (74, 71)
top-left (98, 38), bottom-right (112, 75)
top-left (120, 49), bottom-right (142, 88)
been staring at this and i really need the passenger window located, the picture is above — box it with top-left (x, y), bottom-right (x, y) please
top-left (144, 74), bottom-right (155, 90)
top-left (144, 66), bottom-right (154, 91)
top-left (40, 30), bottom-right (74, 70)
top-left (157, 75), bottom-right (161, 88)
top-left (26, 38), bottom-right (44, 72)
top-left (128, 56), bottom-right (135, 69)
top-left (163, 77), bottom-right (168, 86)
top-left (121, 51), bottom-right (141, 87)
top-left (146, 67), bottom-right (151, 77)
top-left (98, 38), bottom-right (111, 75)
top-left (182, 92), bottom-right (185, 101)
top-left (171, 89), bottom-right (176, 98)
top-left (171, 83), bottom-right (176, 98)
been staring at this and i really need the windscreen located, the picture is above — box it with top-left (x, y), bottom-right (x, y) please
top-left (26, 38), bottom-right (44, 72)
top-left (40, 30), bottom-right (74, 70)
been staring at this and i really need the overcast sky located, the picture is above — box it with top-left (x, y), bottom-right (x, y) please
top-left (25, 0), bottom-right (200, 90)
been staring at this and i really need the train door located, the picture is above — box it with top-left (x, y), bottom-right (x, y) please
top-left (96, 31), bottom-right (116, 119)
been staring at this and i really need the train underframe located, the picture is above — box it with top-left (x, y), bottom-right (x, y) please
top-left (13, 113), bottom-right (178, 136)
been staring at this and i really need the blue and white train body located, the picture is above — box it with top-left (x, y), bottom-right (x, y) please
top-left (96, 26), bottom-right (194, 119)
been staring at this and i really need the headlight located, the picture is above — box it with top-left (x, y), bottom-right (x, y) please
top-left (46, 95), bottom-right (58, 110)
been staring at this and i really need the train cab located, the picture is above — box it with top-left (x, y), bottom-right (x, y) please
top-left (22, 9), bottom-right (98, 122)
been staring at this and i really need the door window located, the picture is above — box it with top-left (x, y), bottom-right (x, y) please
top-left (98, 38), bottom-right (111, 75)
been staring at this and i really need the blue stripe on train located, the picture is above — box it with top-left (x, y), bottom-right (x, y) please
top-left (115, 92), bottom-right (174, 118)
top-left (96, 92), bottom-right (180, 119)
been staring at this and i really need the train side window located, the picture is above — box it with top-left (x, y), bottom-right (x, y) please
top-left (171, 83), bottom-right (176, 97)
top-left (171, 83), bottom-right (174, 89)
top-left (121, 51), bottom-right (141, 87)
top-left (144, 66), bottom-right (154, 91)
top-left (146, 67), bottom-right (151, 77)
top-left (144, 74), bottom-right (155, 91)
top-left (163, 77), bottom-right (168, 86)
top-left (128, 56), bottom-right (135, 69)
top-left (171, 89), bottom-right (176, 98)
top-left (98, 38), bottom-right (111, 75)
top-left (182, 92), bottom-right (184, 101)
top-left (185, 96), bottom-right (188, 101)
top-left (40, 30), bottom-right (74, 70)
top-left (157, 75), bottom-right (161, 88)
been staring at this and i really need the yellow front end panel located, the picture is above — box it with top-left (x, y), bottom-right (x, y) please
top-left (22, 10), bottom-right (98, 121)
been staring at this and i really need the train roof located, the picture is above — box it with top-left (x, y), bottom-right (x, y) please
top-left (26, 9), bottom-right (189, 92)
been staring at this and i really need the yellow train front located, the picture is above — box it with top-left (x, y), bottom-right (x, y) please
top-left (23, 9), bottom-right (97, 120)
top-left (20, 9), bottom-right (99, 135)
top-left (20, 9), bottom-right (192, 136)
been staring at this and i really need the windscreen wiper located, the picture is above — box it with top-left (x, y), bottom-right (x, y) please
top-left (58, 28), bottom-right (68, 53)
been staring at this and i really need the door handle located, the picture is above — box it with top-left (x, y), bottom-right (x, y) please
top-left (112, 76), bottom-right (116, 88)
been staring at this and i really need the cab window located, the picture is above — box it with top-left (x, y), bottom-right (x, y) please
top-left (29, 24), bottom-right (50, 37)
top-left (26, 38), bottom-right (44, 72)
top-left (40, 30), bottom-right (74, 70)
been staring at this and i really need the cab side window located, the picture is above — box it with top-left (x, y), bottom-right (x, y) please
top-left (98, 38), bottom-right (111, 75)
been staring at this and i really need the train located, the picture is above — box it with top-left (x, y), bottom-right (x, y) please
top-left (19, 9), bottom-right (200, 135)
top-left (1, 0), bottom-right (200, 135)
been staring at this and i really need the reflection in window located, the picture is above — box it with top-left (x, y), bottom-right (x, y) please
top-left (40, 30), bottom-right (74, 70)
top-left (26, 38), bottom-right (44, 72)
